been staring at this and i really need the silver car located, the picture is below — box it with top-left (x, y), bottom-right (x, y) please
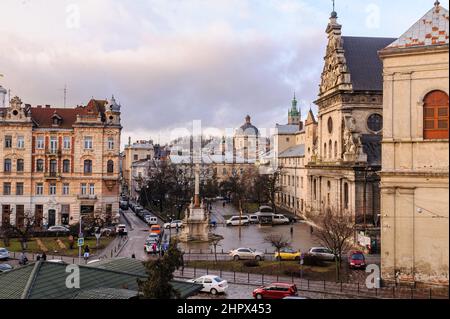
top-left (308, 247), bottom-right (336, 261)
top-left (0, 248), bottom-right (10, 260)
top-left (229, 248), bottom-right (265, 261)
top-left (47, 226), bottom-right (70, 233)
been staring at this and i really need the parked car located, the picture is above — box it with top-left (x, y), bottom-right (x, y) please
top-left (0, 248), bottom-right (10, 261)
top-left (115, 224), bottom-right (128, 235)
top-left (229, 248), bottom-right (264, 261)
top-left (47, 225), bottom-right (70, 233)
top-left (247, 214), bottom-right (259, 224)
top-left (274, 247), bottom-right (301, 261)
top-left (86, 259), bottom-right (102, 264)
top-left (253, 283), bottom-right (298, 299)
top-left (0, 263), bottom-right (13, 272)
top-left (164, 220), bottom-right (183, 229)
top-left (272, 214), bottom-right (290, 225)
top-left (145, 216), bottom-right (158, 225)
top-left (187, 275), bottom-right (228, 295)
top-left (226, 216), bottom-right (250, 226)
top-left (150, 225), bottom-right (162, 235)
top-left (308, 247), bottom-right (336, 261)
top-left (348, 251), bottom-right (367, 269)
top-left (129, 202), bottom-right (135, 211)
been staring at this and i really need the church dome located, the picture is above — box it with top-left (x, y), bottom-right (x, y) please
top-left (237, 115), bottom-right (259, 136)
top-left (0, 85), bottom-right (7, 94)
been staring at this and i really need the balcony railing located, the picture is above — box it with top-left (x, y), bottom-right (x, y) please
top-left (77, 194), bottom-right (97, 200)
top-left (44, 172), bottom-right (61, 180)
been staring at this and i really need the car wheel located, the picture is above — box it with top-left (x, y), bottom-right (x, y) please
top-left (255, 255), bottom-right (262, 261)
top-left (255, 294), bottom-right (263, 300)
top-left (233, 255), bottom-right (240, 261)
top-left (210, 288), bottom-right (218, 295)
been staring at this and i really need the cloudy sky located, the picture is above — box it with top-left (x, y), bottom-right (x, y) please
top-left (0, 0), bottom-right (447, 148)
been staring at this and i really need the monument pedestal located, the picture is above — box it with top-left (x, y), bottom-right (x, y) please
top-left (178, 205), bottom-right (211, 242)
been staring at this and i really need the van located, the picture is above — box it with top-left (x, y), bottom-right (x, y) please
top-left (247, 214), bottom-right (259, 224)
top-left (272, 214), bottom-right (290, 225)
top-left (146, 216), bottom-right (158, 225)
top-left (226, 216), bottom-right (250, 226)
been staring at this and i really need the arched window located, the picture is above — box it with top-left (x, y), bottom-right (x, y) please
top-left (324, 143), bottom-right (327, 159)
top-left (4, 159), bottom-right (11, 172)
top-left (329, 140), bottom-right (332, 159)
top-left (313, 179), bottom-right (317, 200)
top-left (344, 183), bottom-right (349, 209)
top-left (84, 160), bottom-right (92, 174)
top-left (107, 160), bottom-right (114, 174)
top-left (423, 90), bottom-right (449, 140)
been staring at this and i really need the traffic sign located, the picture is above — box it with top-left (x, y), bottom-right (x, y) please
top-left (78, 238), bottom-right (84, 247)
top-left (94, 232), bottom-right (101, 239)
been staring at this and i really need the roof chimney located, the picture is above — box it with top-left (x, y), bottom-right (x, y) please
top-left (45, 105), bottom-right (51, 108)
top-left (37, 105), bottom-right (42, 108)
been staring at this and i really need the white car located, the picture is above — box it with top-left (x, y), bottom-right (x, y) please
top-left (0, 248), bottom-right (10, 260)
top-left (308, 247), bottom-right (336, 261)
top-left (115, 224), bottom-right (128, 235)
top-left (145, 216), bottom-right (158, 225)
top-left (229, 248), bottom-right (265, 261)
top-left (164, 220), bottom-right (183, 229)
top-left (226, 216), bottom-right (250, 226)
top-left (272, 214), bottom-right (290, 225)
top-left (47, 225), bottom-right (70, 233)
top-left (187, 275), bottom-right (228, 295)
top-left (47, 259), bottom-right (66, 264)
top-left (144, 241), bottom-right (160, 254)
top-left (247, 214), bottom-right (259, 224)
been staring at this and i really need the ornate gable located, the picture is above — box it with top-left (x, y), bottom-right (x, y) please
top-left (3, 96), bottom-right (32, 123)
top-left (319, 13), bottom-right (352, 97)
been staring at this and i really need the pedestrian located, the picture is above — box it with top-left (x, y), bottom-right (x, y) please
top-left (84, 245), bottom-right (90, 261)
top-left (42, 251), bottom-right (47, 261)
top-left (290, 225), bottom-right (294, 236)
top-left (19, 252), bottom-right (28, 265)
top-left (176, 224), bottom-right (179, 233)
top-left (36, 254), bottom-right (41, 261)
top-left (152, 242), bottom-right (157, 255)
top-left (131, 253), bottom-right (136, 259)
top-left (310, 225), bottom-right (314, 234)
top-left (223, 201), bottom-right (225, 208)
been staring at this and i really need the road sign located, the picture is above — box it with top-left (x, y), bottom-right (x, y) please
top-left (94, 232), bottom-right (101, 240)
top-left (78, 238), bottom-right (84, 247)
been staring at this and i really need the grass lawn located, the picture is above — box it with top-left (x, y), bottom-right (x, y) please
top-left (185, 260), bottom-right (339, 281)
top-left (3, 236), bottom-right (114, 257)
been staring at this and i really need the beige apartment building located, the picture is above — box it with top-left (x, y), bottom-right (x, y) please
top-left (0, 95), bottom-right (121, 227)
top-left (379, 3), bottom-right (449, 285)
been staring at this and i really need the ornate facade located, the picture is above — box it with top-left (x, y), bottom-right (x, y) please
top-left (0, 95), bottom-right (122, 227)
top-left (379, 2), bottom-right (449, 286)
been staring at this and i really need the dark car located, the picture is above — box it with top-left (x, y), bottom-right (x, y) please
top-left (119, 201), bottom-right (129, 210)
top-left (252, 283), bottom-right (298, 299)
top-left (348, 251), bottom-right (367, 269)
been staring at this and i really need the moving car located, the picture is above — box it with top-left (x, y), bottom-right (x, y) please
top-left (116, 224), bottom-right (128, 235)
top-left (145, 215), bottom-right (158, 225)
top-left (146, 233), bottom-right (160, 243)
top-left (0, 248), bottom-right (10, 261)
top-left (253, 283), bottom-right (298, 299)
top-left (229, 248), bottom-right (265, 261)
top-left (164, 220), bottom-right (183, 229)
top-left (119, 200), bottom-right (129, 210)
top-left (47, 225), bottom-right (70, 233)
top-left (144, 241), bottom-right (160, 254)
top-left (274, 247), bottom-right (301, 261)
top-left (272, 214), bottom-right (290, 225)
top-left (150, 224), bottom-right (162, 235)
top-left (0, 263), bottom-right (13, 272)
top-left (187, 275), bottom-right (228, 295)
top-left (308, 247), bottom-right (335, 261)
top-left (348, 251), bottom-right (367, 269)
top-left (226, 216), bottom-right (250, 226)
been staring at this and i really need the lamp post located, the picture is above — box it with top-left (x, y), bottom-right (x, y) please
top-left (78, 215), bottom-right (84, 265)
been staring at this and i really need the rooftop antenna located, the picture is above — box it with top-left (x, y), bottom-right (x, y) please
top-left (59, 84), bottom-right (68, 107)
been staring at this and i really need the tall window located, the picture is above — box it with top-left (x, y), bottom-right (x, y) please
top-left (108, 137), bottom-right (114, 150)
top-left (49, 160), bottom-right (57, 174)
top-left (63, 136), bottom-right (71, 149)
top-left (17, 159), bottom-right (24, 172)
top-left (89, 183), bottom-right (95, 195)
top-left (36, 159), bottom-right (44, 172)
top-left (313, 179), bottom-right (317, 200)
top-left (84, 160), bottom-right (92, 174)
top-left (49, 184), bottom-right (57, 195)
top-left (329, 140), bottom-right (332, 159)
top-left (36, 136), bottom-right (45, 149)
top-left (16, 183), bottom-right (24, 196)
top-left (63, 160), bottom-right (70, 173)
top-left (4, 135), bottom-right (12, 148)
top-left (107, 160), bottom-right (114, 173)
top-left (50, 136), bottom-right (58, 153)
top-left (3, 183), bottom-right (11, 195)
top-left (81, 183), bottom-right (87, 195)
top-left (344, 183), bottom-right (349, 209)
top-left (4, 159), bottom-right (11, 172)
top-left (423, 90), bottom-right (449, 140)
top-left (84, 136), bottom-right (93, 149)
top-left (63, 183), bottom-right (70, 195)
top-left (323, 144), bottom-right (327, 159)
top-left (17, 136), bottom-right (25, 149)
top-left (334, 141), bottom-right (338, 158)
top-left (36, 183), bottom-right (44, 195)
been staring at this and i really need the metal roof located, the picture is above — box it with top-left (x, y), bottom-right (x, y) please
top-left (279, 144), bottom-right (305, 158)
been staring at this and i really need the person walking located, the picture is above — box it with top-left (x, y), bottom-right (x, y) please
top-left (83, 245), bottom-right (90, 262)
top-left (290, 225), bottom-right (294, 236)
top-left (310, 225), bottom-right (314, 234)
top-left (41, 251), bottom-right (47, 261)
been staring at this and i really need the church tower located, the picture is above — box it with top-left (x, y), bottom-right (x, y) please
top-left (288, 93), bottom-right (300, 125)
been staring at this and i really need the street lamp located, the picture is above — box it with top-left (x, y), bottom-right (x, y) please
top-left (78, 215), bottom-right (84, 265)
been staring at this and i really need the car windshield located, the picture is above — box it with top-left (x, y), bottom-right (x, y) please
top-left (0, 249), bottom-right (7, 253)
top-left (351, 254), bottom-right (364, 260)
top-left (214, 277), bottom-right (223, 283)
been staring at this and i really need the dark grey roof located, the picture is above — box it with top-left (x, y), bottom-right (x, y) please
top-left (279, 145), bottom-right (305, 158)
top-left (238, 123), bottom-right (259, 136)
top-left (342, 36), bottom-right (396, 91)
top-left (276, 124), bottom-right (300, 135)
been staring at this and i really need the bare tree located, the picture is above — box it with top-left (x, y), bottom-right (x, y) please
top-left (265, 234), bottom-right (291, 267)
top-left (210, 234), bottom-right (224, 264)
top-left (9, 210), bottom-right (36, 251)
top-left (313, 209), bottom-right (355, 281)
top-left (261, 170), bottom-right (282, 213)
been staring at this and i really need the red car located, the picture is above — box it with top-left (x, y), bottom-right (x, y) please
top-left (252, 283), bottom-right (298, 299)
top-left (348, 251), bottom-right (367, 269)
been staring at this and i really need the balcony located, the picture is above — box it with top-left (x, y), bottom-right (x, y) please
top-left (46, 149), bottom-right (62, 157)
top-left (44, 172), bottom-right (61, 180)
top-left (77, 194), bottom-right (97, 200)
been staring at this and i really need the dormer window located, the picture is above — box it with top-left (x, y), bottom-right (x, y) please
top-left (51, 112), bottom-right (62, 126)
